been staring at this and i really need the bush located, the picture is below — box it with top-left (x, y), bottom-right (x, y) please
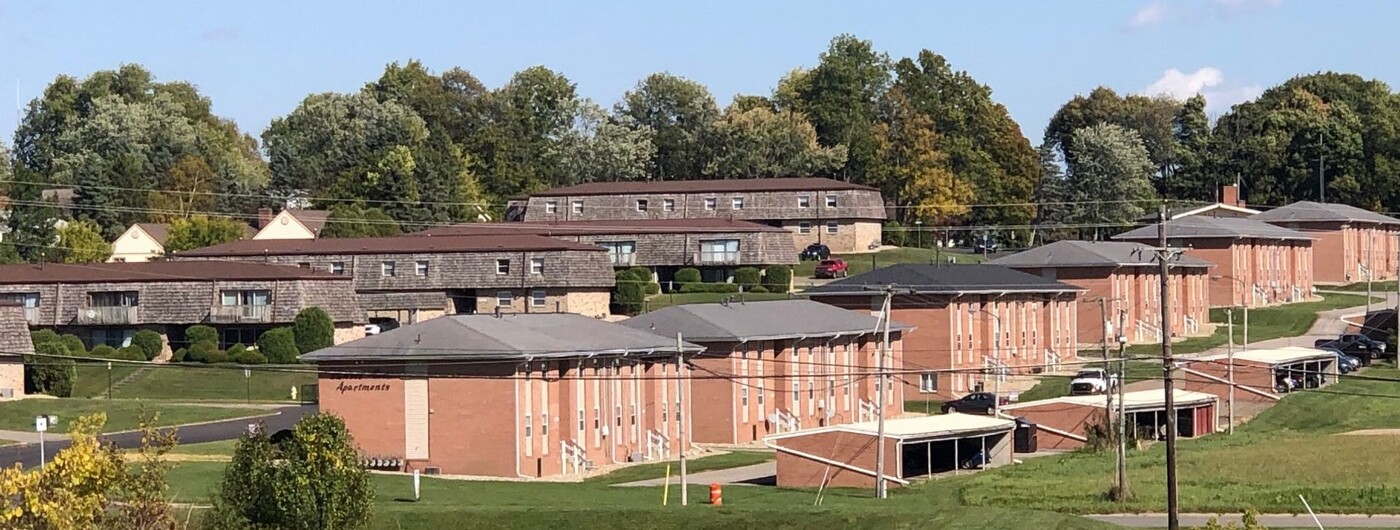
top-left (293, 307), bottom-right (335, 354)
top-left (625, 267), bottom-right (652, 283)
top-left (884, 221), bottom-right (908, 247)
top-left (225, 343), bottom-right (249, 358)
top-left (645, 282), bottom-right (660, 295)
top-left (186, 325), bottom-right (219, 347)
top-left (205, 350), bottom-right (231, 364)
top-left (131, 329), bottom-right (164, 360)
top-left (675, 267), bottom-right (702, 284)
top-left (116, 345), bottom-right (147, 361)
top-left (171, 348), bottom-right (188, 363)
top-left (257, 328), bottom-right (300, 364)
top-left (678, 282), bottom-right (742, 294)
top-left (89, 344), bottom-right (118, 359)
top-left (234, 349), bottom-right (268, 365)
top-left (30, 329), bottom-right (59, 347)
top-left (59, 334), bottom-right (87, 357)
top-left (612, 271), bottom-right (647, 315)
top-left (748, 285), bottom-right (769, 294)
top-left (763, 265), bottom-right (793, 293)
top-left (185, 341), bottom-right (219, 363)
top-left (734, 267), bottom-right (761, 289)
top-left (25, 342), bottom-right (76, 397)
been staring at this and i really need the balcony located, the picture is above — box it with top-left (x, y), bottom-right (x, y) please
top-left (609, 253), bottom-right (637, 267)
top-left (209, 305), bottom-right (273, 324)
top-left (75, 306), bottom-right (139, 325)
top-left (694, 251), bottom-right (740, 265)
top-left (22, 307), bottom-right (39, 325)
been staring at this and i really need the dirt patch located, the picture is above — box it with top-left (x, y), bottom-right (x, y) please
top-left (1336, 429), bottom-right (1400, 436)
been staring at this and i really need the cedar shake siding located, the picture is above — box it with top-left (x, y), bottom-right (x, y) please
top-left (518, 178), bottom-right (886, 253)
top-left (0, 303), bottom-right (32, 398)
top-left (1252, 201), bottom-right (1400, 284)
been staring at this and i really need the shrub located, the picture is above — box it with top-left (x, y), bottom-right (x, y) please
top-left (734, 267), bottom-right (761, 289)
top-left (678, 282), bottom-right (741, 294)
top-left (624, 267), bottom-right (660, 295)
top-left (185, 341), bottom-right (219, 363)
top-left (234, 349), bottom-right (268, 365)
top-left (293, 307), bottom-right (335, 354)
top-left (675, 267), bottom-right (702, 284)
top-left (116, 346), bottom-right (148, 362)
top-left (186, 325), bottom-right (219, 347)
top-left (884, 221), bottom-right (908, 247)
top-left (30, 329), bottom-right (59, 347)
top-left (89, 344), bottom-right (118, 359)
top-left (748, 285), bottom-right (769, 294)
top-left (257, 328), bottom-right (300, 364)
top-left (611, 271), bottom-right (647, 315)
top-left (171, 348), bottom-right (188, 363)
top-left (205, 350), bottom-right (230, 364)
top-left (225, 343), bottom-right (249, 359)
top-left (763, 265), bottom-right (793, 293)
top-left (645, 282), bottom-right (660, 295)
top-left (25, 342), bottom-right (76, 397)
top-left (131, 329), bottom-right (164, 360)
top-left (59, 334), bottom-right (87, 356)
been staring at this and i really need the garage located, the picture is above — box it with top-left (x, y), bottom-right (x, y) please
top-left (765, 413), bottom-right (1015, 489)
top-left (1001, 389), bottom-right (1218, 451)
top-left (1181, 347), bottom-right (1339, 403)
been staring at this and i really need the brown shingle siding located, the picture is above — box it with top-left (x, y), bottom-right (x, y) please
top-left (523, 188), bottom-right (885, 223)
top-left (0, 278), bottom-right (364, 326)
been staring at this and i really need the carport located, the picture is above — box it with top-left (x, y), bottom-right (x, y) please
top-left (1182, 347), bottom-right (1339, 403)
top-left (765, 413), bottom-right (1015, 489)
top-left (1001, 390), bottom-right (1218, 450)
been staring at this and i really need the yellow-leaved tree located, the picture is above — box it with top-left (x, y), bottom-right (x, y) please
top-left (871, 87), bottom-right (975, 227)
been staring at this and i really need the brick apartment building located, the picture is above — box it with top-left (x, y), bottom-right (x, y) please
top-left (412, 218), bottom-right (797, 284)
top-left (0, 262), bottom-right (365, 353)
top-left (1252, 201), bottom-right (1400, 285)
top-left (0, 302), bottom-right (31, 398)
top-left (302, 313), bottom-right (702, 478)
top-left (991, 240), bottom-right (1213, 345)
top-left (1114, 216), bottom-right (1314, 307)
top-left (511, 178), bottom-right (887, 253)
top-left (174, 235), bottom-right (615, 326)
top-left (621, 300), bottom-right (907, 444)
top-left (805, 264), bottom-right (1083, 400)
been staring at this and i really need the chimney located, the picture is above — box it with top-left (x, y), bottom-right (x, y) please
top-left (257, 208), bottom-right (274, 229)
top-left (1219, 184), bottom-right (1244, 208)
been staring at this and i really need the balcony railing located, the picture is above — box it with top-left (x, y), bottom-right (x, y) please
top-left (75, 306), bottom-right (139, 325)
top-left (609, 253), bottom-right (637, 267)
top-left (22, 307), bottom-right (39, 325)
top-left (694, 251), bottom-right (740, 265)
top-left (209, 305), bottom-right (273, 323)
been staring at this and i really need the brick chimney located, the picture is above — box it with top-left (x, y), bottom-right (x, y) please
top-left (1219, 184), bottom-right (1244, 208)
top-left (257, 207), bottom-right (274, 229)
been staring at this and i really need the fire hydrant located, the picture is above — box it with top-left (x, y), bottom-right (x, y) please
top-left (709, 483), bottom-right (722, 505)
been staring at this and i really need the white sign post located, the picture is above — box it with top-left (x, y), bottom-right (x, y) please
top-left (413, 469), bottom-right (421, 501)
top-left (34, 415), bottom-right (55, 469)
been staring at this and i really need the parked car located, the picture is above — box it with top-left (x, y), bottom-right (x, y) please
top-left (1274, 373), bottom-right (1301, 393)
top-left (799, 243), bottom-right (831, 261)
top-left (1315, 333), bottom-right (1387, 360)
top-left (1068, 369), bottom-right (1119, 395)
top-left (972, 236), bottom-right (999, 254)
top-left (814, 259), bottom-right (849, 279)
top-left (941, 392), bottom-right (1008, 415)
top-left (1329, 350), bottom-right (1362, 373)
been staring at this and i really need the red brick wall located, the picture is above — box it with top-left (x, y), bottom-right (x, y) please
top-left (772, 429), bottom-right (901, 488)
top-left (1180, 360), bottom-right (1278, 403)
top-left (1004, 401), bottom-right (1102, 451)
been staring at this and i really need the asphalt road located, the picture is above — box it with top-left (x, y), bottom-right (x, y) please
top-left (0, 404), bottom-right (315, 469)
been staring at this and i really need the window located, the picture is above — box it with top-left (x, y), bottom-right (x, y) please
top-left (593, 407), bottom-right (600, 429)
top-left (572, 201), bottom-right (583, 214)
top-left (531, 290), bottom-right (547, 307)
top-left (599, 241), bottom-right (637, 266)
top-left (791, 381), bottom-right (800, 404)
top-left (825, 195), bottom-right (837, 208)
top-left (90, 291), bottom-right (138, 307)
top-left (825, 221), bottom-right (838, 234)
top-left (616, 405), bottom-right (622, 427)
top-left (675, 401), bottom-right (682, 423)
top-left (630, 405), bottom-right (636, 426)
top-left (698, 239), bottom-right (740, 264)
top-left (530, 258), bottom-right (544, 274)
top-left (577, 410), bottom-right (585, 433)
top-left (496, 259), bottom-right (510, 275)
top-left (297, 262), bottom-right (310, 269)
top-left (741, 387), bottom-right (748, 407)
top-left (545, 201), bottom-right (558, 214)
top-left (757, 385), bottom-right (765, 406)
top-left (525, 415), bottom-right (532, 438)
top-left (541, 412), bottom-right (549, 437)
top-left (329, 262), bottom-right (345, 275)
top-left (662, 402), bottom-right (668, 423)
top-left (798, 222), bottom-right (812, 234)
top-left (381, 261), bottom-right (395, 277)
top-left (663, 199), bottom-right (675, 211)
top-left (415, 260), bottom-right (429, 276)
top-left (220, 290), bottom-right (270, 307)
top-left (496, 291), bottom-right (512, 308)
top-left (704, 198), bottom-right (717, 210)
top-left (731, 197), bottom-right (744, 210)
top-left (636, 199), bottom-right (649, 212)
top-left (919, 373), bottom-right (938, 393)
top-left (798, 195), bottom-right (811, 209)
top-left (0, 292), bottom-right (40, 308)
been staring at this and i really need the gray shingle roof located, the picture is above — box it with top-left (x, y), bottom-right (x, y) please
top-left (801, 264), bottom-right (1082, 296)
top-left (300, 313), bottom-right (702, 362)
top-left (0, 304), bottom-right (33, 358)
top-left (990, 240), bottom-right (1212, 269)
top-left (1113, 216), bottom-right (1314, 241)
top-left (1251, 201), bottom-right (1400, 226)
top-left (621, 299), bottom-right (910, 342)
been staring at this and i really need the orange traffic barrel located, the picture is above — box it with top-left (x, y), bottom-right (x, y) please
top-left (709, 483), bottom-right (723, 505)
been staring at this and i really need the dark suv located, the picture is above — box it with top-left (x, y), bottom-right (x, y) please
top-left (941, 392), bottom-right (1007, 415)
top-left (800, 243), bottom-right (831, 261)
top-left (1315, 333), bottom-right (1387, 360)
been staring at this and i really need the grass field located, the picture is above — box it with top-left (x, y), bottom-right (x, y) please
top-left (792, 247), bottom-right (987, 279)
top-left (959, 366), bottom-right (1400, 514)
top-left (1333, 280), bottom-right (1398, 293)
top-left (584, 450), bottom-right (774, 485)
top-left (72, 362), bottom-right (140, 399)
top-left (644, 292), bottom-right (793, 312)
top-left (104, 364), bottom-right (314, 402)
top-left (0, 399), bottom-right (270, 434)
top-left (1124, 293), bottom-right (1377, 358)
top-left (1015, 361), bottom-right (1161, 403)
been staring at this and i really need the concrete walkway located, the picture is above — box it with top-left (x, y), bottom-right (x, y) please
top-left (0, 429), bottom-right (69, 444)
top-left (1090, 512), bottom-right (1400, 528)
top-left (614, 462), bottom-right (776, 487)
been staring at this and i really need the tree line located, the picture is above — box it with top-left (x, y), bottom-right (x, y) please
top-left (4, 35), bottom-right (1400, 262)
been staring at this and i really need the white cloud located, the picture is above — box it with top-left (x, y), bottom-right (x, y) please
top-left (1142, 67), bottom-right (1261, 115)
top-left (1127, 2), bottom-right (1170, 29)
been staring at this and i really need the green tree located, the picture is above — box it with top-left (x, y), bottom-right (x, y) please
top-left (480, 66), bottom-right (579, 197)
top-left (292, 307), bottom-right (335, 354)
top-left (147, 155), bottom-right (217, 221)
top-left (5, 167), bottom-right (60, 263)
top-left (1169, 94), bottom-right (1216, 201)
top-left (706, 106), bottom-right (847, 178)
top-left (1045, 86), bottom-right (1181, 196)
top-left (321, 203), bottom-right (402, 238)
top-left (870, 88), bottom-right (973, 226)
top-left (55, 220), bottom-right (112, 263)
top-left (1054, 124), bottom-right (1157, 239)
top-left (256, 328), bottom-right (300, 364)
top-left (762, 265), bottom-right (793, 294)
top-left (790, 34), bottom-right (891, 181)
top-left (263, 91), bottom-right (428, 199)
top-left (615, 72), bottom-right (720, 180)
top-left (25, 342), bottom-right (76, 397)
top-left (164, 215), bottom-right (249, 253)
top-left (553, 100), bottom-right (655, 184)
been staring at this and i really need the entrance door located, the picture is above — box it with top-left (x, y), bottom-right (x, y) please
top-left (449, 290), bottom-right (477, 314)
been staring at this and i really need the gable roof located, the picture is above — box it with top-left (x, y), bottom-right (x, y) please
top-left (0, 261), bottom-right (349, 285)
top-left (530, 177), bottom-right (876, 197)
top-left (411, 218), bottom-right (788, 237)
top-left (300, 313), bottom-right (703, 362)
top-left (802, 264), bottom-right (1082, 296)
top-left (174, 234), bottom-right (605, 257)
top-left (285, 209), bottom-right (330, 235)
top-left (621, 299), bottom-right (910, 342)
top-left (1251, 201), bottom-right (1400, 226)
top-left (1137, 203), bottom-right (1261, 222)
top-left (1113, 216), bottom-right (1314, 241)
top-left (0, 304), bottom-right (33, 358)
top-left (135, 223), bottom-right (171, 245)
top-left (990, 240), bottom-right (1212, 269)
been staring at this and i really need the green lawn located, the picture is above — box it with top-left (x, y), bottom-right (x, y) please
top-left (905, 398), bottom-right (946, 414)
top-left (1016, 361), bottom-right (1161, 403)
top-left (72, 362), bottom-right (140, 399)
top-left (585, 450), bottom-right (774, 485)
top-left (644, 291), bottom-right (793, 312)
top-left (0, 399), bottom-right (270, 434)
top-left (1125, 292), bottom-right (1378, 358)
top-left (960, 367), bottom-right (1400, 514)
top-left (167, 439), bottom-right (239, 455)
top-left (1332, 280), bottom-right (1398, 293)
top-left (107, 364), bottom-right (313, 402)
top-left (793, 246), bottom-right (987, 279)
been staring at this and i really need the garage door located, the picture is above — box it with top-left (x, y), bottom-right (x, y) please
top-left (404, 379), bottom-right (429, 459)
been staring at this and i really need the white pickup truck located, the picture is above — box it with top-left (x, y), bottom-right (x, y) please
top-left (1069, 369), bottom-right (1119, 395)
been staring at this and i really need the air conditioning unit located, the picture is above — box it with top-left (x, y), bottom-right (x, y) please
top-left (600, 426), bottom-right (610, 437)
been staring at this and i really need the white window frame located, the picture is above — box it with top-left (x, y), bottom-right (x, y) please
top-left (531, 290), bottom-right (547, 307)
top-left (826, 195), bottom-right (837, 208)
top-left (496, 259), bottom-right (510, 275)
top-left (663, 199), bottom-right (675, 211)
top-left (415, 260), bottom-right (429, 276)
top-left (798, 195), bottom-right (811, 209)
top-left (572, 200), bottom-right (583, 214)
top-left (704, 198), bottom-right (717, 210)
top-left (545, 201), bottom-right (558, 214)
top-left (330, 262), bottom-right (345, 275)
top-left (825, 221), bottom-right (838, 234)
top-left (496, 290), bottom-right (512, 308)
top-left (919, 373), bottom-right (937, 393)
top-left (636, 199), bottom-right (649, 212)
top-left (530, 258), bottom-right (544, 275)
top-left (381, 261), bottom-right (395, 277)
top-left (798, 221), bottom-right (812, 235)
top-left (731, 197), bottom-right (744, 210)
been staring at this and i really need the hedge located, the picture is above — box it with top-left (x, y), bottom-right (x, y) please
top-left (749, 285), bottom-right (770, 294)
top-left (186, 325), bottom-right (219, 346)
top-left (59, 334), bottom-right (87, 357)
top-left (234, 349), bottom-right (268, 365)
top-left (734, 267), bottom-right (761, 289)
top-left (132, 329), bottom-right (164, 360)
top-left (205, 350), bottom-right (230, 364)
top-left (883, 221), bottom-right (908, 247)
top-left (763, 266), bottom-right (792, 293)
top-left (30, 329), bottom-right (59, 347)
top-left (89, 344), bottom-right (117, 359)
top-left (257, 328), bottom-right (301, 364)
top-left (116, 346), bottom-right (147, 362)
top-left (186, 341), bottom-right (219, 363)
top-left (675, 268), bottom-right (702, 284)
top-left (612, 270), bottom-right (647, 315)
top-left (26, 342), bottom-right (75, 397)
top-left (678, 282), bottom-right (742, 294)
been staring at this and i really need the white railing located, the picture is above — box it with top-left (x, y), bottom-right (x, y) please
top-left (694, 251), bottom-right (740, 265)
top-left (1045, 349), bottom-right (1062, 372)
top-left (609, 253), bottom-right (637, 267)
top-left (560, 439), bottom-right (588, 475)
top-left (1137, 319), bottom-right (1162, 343)
top-left (1183, 315), bottom-right (1199, 335)
top-left (983, 357), bottom-right (1008, 382)
top-left (1253, 284), bottom-right (1269, 306)
top-left (771, 408), bottom-right (800, 433)
top-left (857, 399), bottom-right (876, 423)
top-left (210, 304), bottom-right (272, 323)
top-left (1292, 286), bottom-right (1305, 302)
top-left (76, 306), bottom-right (138, 325)
top-left (646, 430), bottom-right (670, 461)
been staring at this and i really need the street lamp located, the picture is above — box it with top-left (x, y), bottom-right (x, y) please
top-left (969, 306), bottom-right (1005, 417)
top-left (1211, 274), bottom-right (1252, 436)
top-left (914, 220), bottom-right (923, 249)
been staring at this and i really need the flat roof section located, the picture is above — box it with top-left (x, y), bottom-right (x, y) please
top-left (1193, 346), bottom-right (1337, 366)
top-left (1002, 389), bottom-right (1217, 413)
top-left (767, 412), bottom-right (1014, 443)
top-left (802, 264), bottom-right (1083, 297)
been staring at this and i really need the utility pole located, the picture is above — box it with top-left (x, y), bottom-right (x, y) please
top-left (1116, 309), bottom-right (1130, 501)
top-left (676, 333), bottom-right (688, 506)
top-left (1226, 309), bottom-right (1235, 435)
top-left (1366, 233), bottom-right (1374, 318)
top-left (1318, 152), bottom-right (1325, 203)
top-left (1156, 203), bottom-right (1180, 530)
top-left (874, 286), bottom-right (894, 499)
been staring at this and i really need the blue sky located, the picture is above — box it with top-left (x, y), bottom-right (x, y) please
top-left (2, 0), bottom-right (1398, 147)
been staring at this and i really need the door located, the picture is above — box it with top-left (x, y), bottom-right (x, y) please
top-left (404, 378), bottom-right (429, 459)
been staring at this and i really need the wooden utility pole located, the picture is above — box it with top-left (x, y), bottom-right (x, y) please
top-left (1116, 309), bottom-right (1130, 501)
top-left (676, 333), bottom-right (688, 506)
top-left (1156, 203), bottom-right (1180, 530)
top-left (1226, 309), bottom-right (1234, 435)
top-left (874, 287), bottom-right (894, 499)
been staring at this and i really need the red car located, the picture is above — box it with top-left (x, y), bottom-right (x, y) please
top-left (814, 259), bottom-right (849, 278)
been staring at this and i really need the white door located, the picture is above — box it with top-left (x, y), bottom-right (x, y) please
top-left (404, 379), bottom-right (429, 459)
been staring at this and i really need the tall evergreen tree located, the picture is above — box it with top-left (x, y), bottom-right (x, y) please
top-left (4, 167), bottom-right (59, 262)
top-left (791, 35), bottom-right (891, 182)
